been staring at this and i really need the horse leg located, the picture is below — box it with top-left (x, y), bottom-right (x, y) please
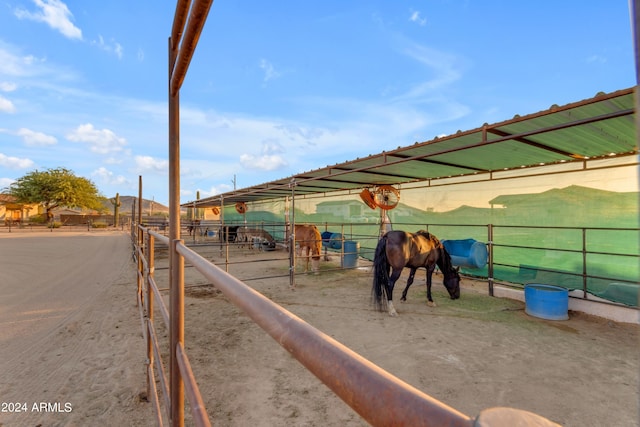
top-left (311, 254), bottom-right (320, 275)
top-left (426, 264), bottom-right (436, 307)
top-left (386, 268), bottom-right (402, 317)
top-left (303, 246), bottom-right (310, 273)
top-left (400, 267), bottom-right (418, 302)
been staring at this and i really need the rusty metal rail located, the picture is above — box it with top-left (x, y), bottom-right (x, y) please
top-left (135, 225), bottom-right (212, 427)
top-left (176, 343), bottom-right (211, 427)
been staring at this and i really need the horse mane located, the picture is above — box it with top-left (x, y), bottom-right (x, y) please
top-left (436, 244), bottom-right (456, 275)
top-left (415, 230), bottom-right (431, 239)
top-left (417, 231), bottom-right (455, 275)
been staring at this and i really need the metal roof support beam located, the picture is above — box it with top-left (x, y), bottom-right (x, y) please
top-left (168, 36), bottom-right (184, 427)
top-left (168, 2), bottom-right (214, 426)
top-left (487, 128), bottom-right (586, 159)
top-left (170, 0), bottom-right (214, 97)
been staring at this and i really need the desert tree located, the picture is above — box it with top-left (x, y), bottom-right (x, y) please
top-left (5, 167), bottom-right (105, 220)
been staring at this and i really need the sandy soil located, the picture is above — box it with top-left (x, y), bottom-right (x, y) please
top-left (0, 231), bottom-right (638, 427)
top-left (0, 231), bottom-right (152, 426)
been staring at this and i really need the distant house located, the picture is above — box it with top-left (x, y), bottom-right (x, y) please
top-left (0, 194), bottom-right (41, 224)
top-left (316, 200), bottom-right (369, 220)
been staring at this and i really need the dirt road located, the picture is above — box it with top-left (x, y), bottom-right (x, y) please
top-left (0, 231), bottom-right (151, 426)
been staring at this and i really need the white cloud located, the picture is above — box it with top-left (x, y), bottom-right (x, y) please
top-left (92, 35), bottom-right (124, 59)
top-left (259, 59), bottom-right (281, 82)
top-left (0, 177), bottom-right (16, 189)
top-left (239, 140), bottom-right (288, 171)
top-left (0, 43), bottom-right (55, 80)
top-left (586, 54), bottom-right (606, 64)
top-left (14, 0), bottom-right (82, 40)
top-left (240, 154), bottom-right (288, 171)
top-left (0, 95), bottom-right (16, 113)
top-left (392, 39), bottom-right (463, 102)
top-left (0, 82), bottom-right (17, 92)
top-left (197, 183), bottom-right (234, 199)
top-left (0, 153), bottom-right (35, 169)
top-left (66, 123), bottom-right (127, 154)
top-left (92, 167), bottom-right (128, 185)
top-left (135, 155), bottom-right (168, 173)
top-left (17, 128), bottom-right (57, 146)
top-left (409, 10), bottom-right (427, 26)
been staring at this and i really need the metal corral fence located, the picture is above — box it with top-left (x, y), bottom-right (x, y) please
top-left (132, 222), bottom-right (567, 426)
top-left (169, 220), bottom-right (377, 287)
top-left (147, 219), bottom-right (640, 307)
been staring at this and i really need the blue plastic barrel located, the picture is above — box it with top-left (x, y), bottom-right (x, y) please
top-left (524, 284), bottom-right (569, 320)
top-left (329, 233), bottom-right (342, 250)
top-left (320, 231), bottom-right (333, 247)
top-left (442, 239), bottom-right (488, 269)
top-left (342, 241), bottom-right (360, 268)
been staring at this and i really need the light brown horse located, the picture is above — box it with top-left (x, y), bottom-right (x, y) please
top-left (294, 224), bottom-right (322, 274)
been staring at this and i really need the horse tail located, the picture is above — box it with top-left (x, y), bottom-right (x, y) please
top-left (371, 235), bottom-right (389, 311)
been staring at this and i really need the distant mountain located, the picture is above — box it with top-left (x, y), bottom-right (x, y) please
top-left (102, 195), bottom-right (169, 215)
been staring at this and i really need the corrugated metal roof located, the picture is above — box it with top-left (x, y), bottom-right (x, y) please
top-left (186, 87), bottom-right (637, 208)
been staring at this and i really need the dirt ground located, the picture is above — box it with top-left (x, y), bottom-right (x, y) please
top-left (0, 231), bottom-right (638, 427)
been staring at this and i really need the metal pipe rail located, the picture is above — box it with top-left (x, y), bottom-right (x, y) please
top-left (176, 343), bottom-right (211, 427)
top-left (149, 320), bottom-right (171, 422)
top-left (136, 225), bottom-right (210, 426)
top-left (175, 240), bottom-right (474, 427)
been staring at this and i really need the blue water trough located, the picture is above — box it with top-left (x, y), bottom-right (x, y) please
top-left (524, 284), bottom-right (569, 320)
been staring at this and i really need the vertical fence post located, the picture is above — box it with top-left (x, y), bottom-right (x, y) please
top-left (170, 238), bottom-right (185, 426)
top-left (146, 232), bottom-right (155, 400)
top-left (487, 224), bottom-right (494, 297)
top-left (289, 180), bottom-right (296, 289)
top-left (137, 176), bottom-right (144, 306)
top-left (169, 32), bottom-right (184, 426)
top-left (137, 225), bottom-right (144, 305)
top-left (581, 228), bottom-right (588, 298)
top-left (224, 226), bottom-right (230, 272)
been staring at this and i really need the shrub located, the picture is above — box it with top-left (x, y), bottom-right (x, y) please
top-left (29, 215), bottom-right (47, 224)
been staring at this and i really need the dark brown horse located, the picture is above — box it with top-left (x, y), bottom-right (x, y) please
top-left (372, 230), bottom-right (460, 316)
top-left (294, 224), bottom-right (322, 274)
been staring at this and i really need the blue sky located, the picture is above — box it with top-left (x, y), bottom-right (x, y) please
top-left (0, 1), bottom-right (635, 206)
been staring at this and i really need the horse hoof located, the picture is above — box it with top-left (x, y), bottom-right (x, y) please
top-left (427, 301), bottom-right (436, 307)
top-left (389, 311), bottom-right (398, 317)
